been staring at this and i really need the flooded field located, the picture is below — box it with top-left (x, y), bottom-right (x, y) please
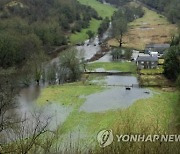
top-left (80, 75), bottom-right (152, 112)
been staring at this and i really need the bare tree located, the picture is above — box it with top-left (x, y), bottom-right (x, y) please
top-left (0, 81), bottom-right (17, 134)
top-left (0, 79), bottom-right (55, 153)
top-left (3, 111), bottom-right (52, 154)
top-left (112, 17), bottom-right (127, 47)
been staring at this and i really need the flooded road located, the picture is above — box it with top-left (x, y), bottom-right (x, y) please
top-left (76, 22), bottom-right (111, 61)
top-left (76, 37), bottom-right (101, 61)
top-left (94, 52), bottom-right (112, 62)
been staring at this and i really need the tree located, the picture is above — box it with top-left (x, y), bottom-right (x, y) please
top-left (124, 49), bottom-right (132, 60)
top-left (98, 17), bottom-right (110, 37)
top-left (164, 45), bottom-right (180, 80)
top-left (32, 51), bottom-right (48, 85)
top-left (0, 32), bottom-right (21, 68)
top-left (112, 17), bottom-right (127, 47)
top-left (176, 75), bottom-right (180, 89)
top-left (86, 30), bottom-right (95, 39)
top-left (139, 0), bottom-right (180, 24)
top-left (1, 110), bottom-right (53, 154)
top-left (0, 81), bottom-right (17, 134)
top-left (59, 48), bottom-right (83, 82)
top-left (111, 48), bottom-right (123, 61)
top-left (46, 62), bottom-right (57, 84)
top-left (170, 28), bottom-right (180, 46)
top-left (20, 35), bottom-right (47, 85)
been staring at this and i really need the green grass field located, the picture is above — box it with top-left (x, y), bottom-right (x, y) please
top-left (36, 57), bottom-right (179, 150)
top-left (70, 0), bottom-right (116, 44)
top-left (37, 81), bottom-right (179, 150)
top-left (87, 62), bottom-right (137, 73)
top-left (140, 66), bottom-right (164, 75)
top-left (77, 0), bottom-right (116, 18)
top-left (139, 75), bottom-right (172, 87)
top-left (70, 19), bottom-right (101, 44)
top-left (37, 82), bottom-right (104, 107)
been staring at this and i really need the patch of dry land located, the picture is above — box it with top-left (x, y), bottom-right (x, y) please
top-left (108, 6), bottom-right (177, 50)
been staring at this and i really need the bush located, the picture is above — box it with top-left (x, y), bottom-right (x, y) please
top-left (86, 30), bottom-right (95, 39)
top-left (111, 49), bottom-right (123, 61)
top-left (164, 45), bottom-right (180, 81)
top-left (59, 48), bottom-right (83, 82)
top-left (176, 75), bottom-right (180, 89)
top-left (0, 32), bottom-right (42, 68)
top-left (98, 17), bottom-right (110, 37)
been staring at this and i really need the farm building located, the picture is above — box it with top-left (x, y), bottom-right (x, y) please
top-left (144, 43), bottom-right (170, 54)
top-left (136, 55), bottom-right (158, 69)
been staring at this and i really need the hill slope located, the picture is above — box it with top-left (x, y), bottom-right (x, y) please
top-left (108, 4), bottom-right (177, 50)
top-left (70, 0), bottom-right (117, 44)
top-left (78, 0), bottom-right (117, 18)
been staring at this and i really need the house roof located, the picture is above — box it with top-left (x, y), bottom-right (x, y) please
top-left (150, 52), bottom-right (158, 54)
top-left (137, 55), bottom-right (158, 62)
top-left (145, 43), bottom-right (170, 49)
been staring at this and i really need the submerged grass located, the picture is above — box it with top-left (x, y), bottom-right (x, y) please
top-left (55, 88), bottom-right (179, 152)
top-left (37, 82), bottom-right (104, 107)
top-left (36, 59), bottom-right (179, 152)
top-left (36, 72), bottom-right (179, 152)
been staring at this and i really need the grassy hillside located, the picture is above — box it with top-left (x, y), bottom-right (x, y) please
top-left (108, 5), bottom-right (177, 50)
top-left (77, 0), bottom-right (116, 18)
top-left (0, 0), bottom-right (102, 68)
top-left (70, 19), bottom-right (101, 44)
top-left (70, 0), bottom-right (117, 44)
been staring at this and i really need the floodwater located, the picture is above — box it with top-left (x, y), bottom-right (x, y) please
top-left (93, 68), bottom-right (120, 72)
top-left (80, 75), bottom-right (152, 112)
top-left (94, 52), bottom-right (112, 62)
top-left (76, 22), bottom-right (111, 60)
top-left (15, 29), bottom-right (112, 132)
top-left (15, 26), bottom-right (113, 128)
top-left (76, 37), bottom-right (101, 60)
top-left (17, 85), bottom-right (72, 131)
top-left (105, 75), bottom-right (138, 85)
top-left (14, 21), bottom-right (152, 133)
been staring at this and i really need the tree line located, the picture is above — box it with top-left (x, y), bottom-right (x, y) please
top-left (0, 0), bottom-right (100, 68)
top-left (98, 0), bottom-right (179, 24)
top-left (139, 0), bottom-right (180, 24)
top-left (164, 27), bottom-right (180, 87)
